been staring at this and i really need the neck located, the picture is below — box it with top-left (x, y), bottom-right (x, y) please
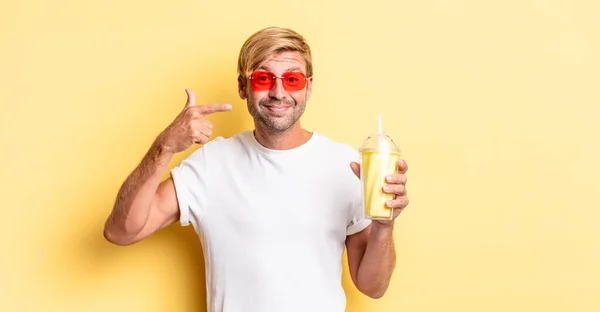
top-left (253, 122), bottom-right (312, 150)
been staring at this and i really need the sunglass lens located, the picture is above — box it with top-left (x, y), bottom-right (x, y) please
top-left (282, 72), bottom-right (306, 91)
top-left (251, 71), bottom-right (273, 90)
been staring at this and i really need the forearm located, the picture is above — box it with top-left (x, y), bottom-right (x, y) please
top-left (105, 138), bottom-right (174, 239)
top-left (356, 223), bottom-right (396, 298)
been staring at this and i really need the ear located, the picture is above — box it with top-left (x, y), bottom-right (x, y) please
top-left (238, 75), bottom-right (247, 100)
top-left (305, 76), bottom-right (313, 101)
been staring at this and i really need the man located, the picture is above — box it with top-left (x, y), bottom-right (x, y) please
top-left (103, 26), bottom-right (409, 312)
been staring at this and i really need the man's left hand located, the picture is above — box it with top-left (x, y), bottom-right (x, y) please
top-left (350, 159), bottom-right (409, 224)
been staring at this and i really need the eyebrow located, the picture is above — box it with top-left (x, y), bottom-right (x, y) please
top-left (256, 66), bottom-right (304, 72)
top-left (284, 66), bottom-right (303, 72)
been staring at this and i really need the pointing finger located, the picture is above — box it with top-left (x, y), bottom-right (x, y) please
top-left (199, 103), bottom-right (233, 115)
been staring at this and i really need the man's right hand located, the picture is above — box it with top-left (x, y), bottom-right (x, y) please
top-left (157, 89), bottom-right (232, 154)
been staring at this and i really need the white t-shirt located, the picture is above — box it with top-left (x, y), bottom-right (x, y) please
top-left (170, 130), bottom-right (371, 312)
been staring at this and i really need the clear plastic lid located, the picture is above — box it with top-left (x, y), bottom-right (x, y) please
top-left (358, 114), bottom-right (400, 153)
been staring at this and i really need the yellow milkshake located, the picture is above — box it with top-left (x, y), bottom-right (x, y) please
top-left (360, 149), bottom-right (401, 220)
top-left (358, 115), bottom-right (401, 220)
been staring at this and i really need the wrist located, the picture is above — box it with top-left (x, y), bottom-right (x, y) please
top-left (371, 220), bottom-right (395, 237)
top-left (154, 133), bottom-right (175, 156)
top-left (150, 137), bottom-right (175, 164)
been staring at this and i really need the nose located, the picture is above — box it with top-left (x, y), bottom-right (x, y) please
top-left (268, 77), bottom-right (286, 100)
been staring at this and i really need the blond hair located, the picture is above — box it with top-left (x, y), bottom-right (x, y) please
top-left (237, 27), bottom-right (313, 81)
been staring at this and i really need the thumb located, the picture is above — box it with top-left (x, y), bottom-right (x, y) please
top-left (350, 162), bottom-right (360, 178)
top-left (184, 88), bottom-right (196, 108)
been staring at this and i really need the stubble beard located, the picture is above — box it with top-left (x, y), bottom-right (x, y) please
top-left (247, 97), bottom-right (306, 135)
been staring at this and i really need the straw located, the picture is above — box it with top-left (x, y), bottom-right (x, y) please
top-left (377, 114), bottom-right (386, 149)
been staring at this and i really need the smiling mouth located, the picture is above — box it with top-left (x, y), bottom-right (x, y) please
top-left (265, 106), bottom-right (291, 113)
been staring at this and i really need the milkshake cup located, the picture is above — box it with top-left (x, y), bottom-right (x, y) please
top-left (359, 115), bottom-right (401, 220)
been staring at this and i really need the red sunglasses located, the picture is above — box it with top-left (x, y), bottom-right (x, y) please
top-left (249, 71), bottom-right (308, 92)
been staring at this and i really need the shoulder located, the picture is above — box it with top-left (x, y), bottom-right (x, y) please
top-left (312, 132), bottom-right (358, 161)
top-left (180, 130), bottom-right (253, 164)
top-left (197, 130), bottom-right (252, 153)
top-left (309, 133), bottom-right (360, 181)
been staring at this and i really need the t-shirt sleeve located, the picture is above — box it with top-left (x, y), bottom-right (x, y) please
top-left (170, 146), bottom-right (209, 230)
top-left (344, 145), bottom-right (372, 236)
top-left (346, 199), bottom-right (371, 236)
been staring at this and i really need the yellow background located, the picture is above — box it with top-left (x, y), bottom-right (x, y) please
top-left (1, 0), bottom-right (599, 311)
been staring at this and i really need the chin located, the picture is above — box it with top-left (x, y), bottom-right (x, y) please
top-left (258, 117), bottom-right (296, 134)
